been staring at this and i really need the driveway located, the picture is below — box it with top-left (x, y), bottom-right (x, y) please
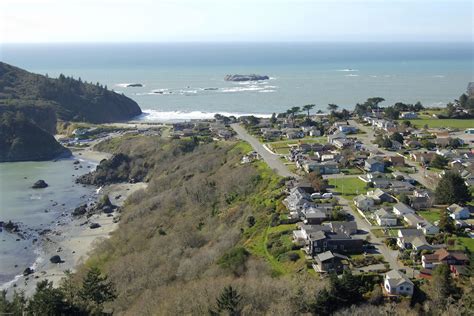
top-left (231, 124), bottom-right (298, 178)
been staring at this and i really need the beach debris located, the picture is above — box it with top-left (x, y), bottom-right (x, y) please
top-left (73, 160), bottom-right (80, 165)
top-left (50, 255), bottom-right (63, 264)
top-left (32, 180), bottom-right (48, 189)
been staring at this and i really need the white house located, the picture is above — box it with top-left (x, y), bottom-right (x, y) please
top-left (393, 202), bottom-right (415, 217)
top-left (375, 208), bottom-right (398, 226)
top-left (384, 270), bottom-right (414, 297)
top-left (417, 222), bottom-right (440, 235)
top-left (400, 112), bottom-right (418, 119)
top-left (354, 195), bottom-right (375, 211)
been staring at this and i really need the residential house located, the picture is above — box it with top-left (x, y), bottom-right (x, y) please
top-left (303, 161), bottom-right (339, 174)
top-left (327, 131), bottom-right (347, 145)
top-left (375, 208), bottom-right (398, 226)
top-left (261, 128), bottom-right (281, 141)
top-left (393, 203), bottom-right (415, 217)
top-left (422, 248), bottom-right (469, 269)
top-left (367, 188), bottom-right (396, 204)
top-left (403, 213), bottom-right (425, 227)
top-left (410, 152), bottom-right (435, 164)
top-left (313, 251), bottom-right (349, 273)
top-left (409, 196), bottom-right (432, 210)
top-left (338, 125), bottom-right (358, 134)
top-left (306, 231), bottom-right (364, 257)
top-left (389, 156), bottom-right (405, 167)
top-left (447, 204), bottom-right (471, 220)
top-left (404, 139), bottom-right (421, 149)
top-left (397, 229), bottom-right (430, 250)
top-left (388, 181), bottom-right (415, 196)
top-left (365, 158), bottom-right (385, 172)
top-left (293, 224), bottom-right (331, 245)
top-left (354, 195), bottom-right (375, 211)
top-left (400, 112), bottom-right (418, 119)
top-left (384, 270), bottom-right (414, 297)
top-left (416, 222), bottom-right (439, 235)
top-left (302, 207), bottom-right (327, 225)
top-left (328, 221), bottom-right (358, 235)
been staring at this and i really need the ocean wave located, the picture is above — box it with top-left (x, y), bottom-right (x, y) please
top-left (344, 74), bottom-right (359, 77)
top-left (259, 90), bottom-right (276, 93)
top-left (137, 109), bottom-right (272, 122)
top-left (337, 69), bottom-right (359, 72)
top-left (115, 83), bottom-right (145, 88)
top-left (432, 75), bottom-right (445, 78)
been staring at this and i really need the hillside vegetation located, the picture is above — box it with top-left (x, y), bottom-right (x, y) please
top-left (74, 136), bottom-right (325, 314)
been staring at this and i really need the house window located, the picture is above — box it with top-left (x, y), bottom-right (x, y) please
top-left (399, 286), bottom-right (403, 291)
top-left (323, 242), bottom-right (327, 247)
top-left (315, 248), bottom-right (320, 252)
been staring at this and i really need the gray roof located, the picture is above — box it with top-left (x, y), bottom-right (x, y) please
top-left (316, 250), bottom-right (349, 262)
top-left (394, 202), bottom-right (415, 214)
top-left (309, 230), bottom-right (327, 241)
top-left (399, 228), bottom-right (424, 238)
top-left (385, 270), bottom-right (413, 287)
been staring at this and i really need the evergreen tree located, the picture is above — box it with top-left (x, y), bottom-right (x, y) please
top-left (435, 171), bottom-right (471, 204)
top-left (79, 267), bottom-right (116, 313)
top-left (303, 104), bottom-right (315, 118)
top-left (28, 280), bottom-right (69, 315)
top-left (431, 154), bottom-right (448, 169)
top-left (214, 286), bottom-right (242, 316)
top-left (438, 209), bottom-right (455, 233)
top-left (431, 264), bottom-right (458, 308)
top-left (390, 132), bottom-right (404, 143)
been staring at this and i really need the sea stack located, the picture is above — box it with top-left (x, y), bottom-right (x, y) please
top-left (32, 180), bottom-right (48, 189)
top-left (224, 74), bottom-right (270, 82)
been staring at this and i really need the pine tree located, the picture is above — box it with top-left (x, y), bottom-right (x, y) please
top-left (435, 171), bottom-right (471, 204)
top-left (438, 209), bottom-right (455, 233)
top-left (215, 286), bottom-right (242, 316)
top-left (79, 267), bottom-right (116, 313)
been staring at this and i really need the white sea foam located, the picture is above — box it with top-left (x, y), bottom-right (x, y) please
top-left (432, 75), bottom-right (445, 78)
top-left (337, 69), bottom-right (359, 72)
top-left (344, 74), bottom-right (359, 77)
top-left (115, 83), bottom-right (145, 88)
top-left (137, 109), bottom-right (272, 122)
top-left (259, 90), bottom-right (276, 93)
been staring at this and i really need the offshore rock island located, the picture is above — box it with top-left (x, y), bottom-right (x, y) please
top-left (224, 74), bottom-right (270, 82)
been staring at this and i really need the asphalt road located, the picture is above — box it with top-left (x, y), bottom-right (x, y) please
top-left (231, 123), bottom-right (297, 178)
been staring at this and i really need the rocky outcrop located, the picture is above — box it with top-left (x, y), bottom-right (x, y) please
top-left (32, 180), bottom-right (48, 189)
top-left (0, 112), bottom-right (71, 162)
top-left (125, 83), bottom-right (143, 87)
top-left (224, 74), bottom-right (269, 82)
top-left (50, 255), bottom-right (62, 264)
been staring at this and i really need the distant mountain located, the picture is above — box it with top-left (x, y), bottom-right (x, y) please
top-left (0, 62), bottom-right (142, 125)
top-left (0, 111), bottom-right (70, 162)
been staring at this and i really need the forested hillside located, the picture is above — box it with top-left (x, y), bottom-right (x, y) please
top-left (0, 62), bottom-right (142, 124)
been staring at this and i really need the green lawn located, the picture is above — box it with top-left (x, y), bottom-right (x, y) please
top-left (418, 209), bottom-right (441, 224)
top-left (397, 119), bottom-right (474, 129)
top-left (328, 177), bottom-right (367, 200)
top-left (341, 167), bottom-right (364, 175)
top-left (453, 237), bottom-right (474, 252)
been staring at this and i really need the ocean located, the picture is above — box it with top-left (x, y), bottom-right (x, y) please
top-left (1, 42), bottom-right (473, 121)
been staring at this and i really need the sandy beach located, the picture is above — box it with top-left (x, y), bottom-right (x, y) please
top-left (4, 147), bottom-right (147, 297)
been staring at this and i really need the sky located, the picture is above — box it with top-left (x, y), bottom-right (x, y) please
top-left (0, 0), bottom-right (472, 43)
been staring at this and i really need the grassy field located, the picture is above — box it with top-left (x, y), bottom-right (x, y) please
top-left (328, 177), bottom-right (368, 200)
top-left (418, 209), bottom-right (441, 224)
top-left (397, 119), bottom-right (474, 129)
top-left (453, 237), bottom-right (474, 252)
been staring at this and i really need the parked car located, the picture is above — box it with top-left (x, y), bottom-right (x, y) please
top-left (311, 193), bottom-right (322, 199)
top-left (322, 193), bottom-right (333, 199)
